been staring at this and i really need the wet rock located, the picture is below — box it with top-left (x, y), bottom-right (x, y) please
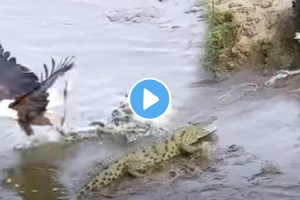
top-left (106, 7), bottom-right (163, 24)
top-left (227, 144), bottom-right (242, 153)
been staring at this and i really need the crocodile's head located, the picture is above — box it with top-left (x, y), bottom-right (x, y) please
top-left (179, 117), bottom-right (217, 144)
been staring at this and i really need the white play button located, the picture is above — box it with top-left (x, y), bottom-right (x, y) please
top-left (143, 88), bottom-right (159, 110)
top-left (129, 78), bottom-right (171, 119)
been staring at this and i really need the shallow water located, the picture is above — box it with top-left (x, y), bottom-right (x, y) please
top-left (90, 73), bottom-right (300, 200)
top-left (1, 0), bottom-right (300, 200)
top-left (0, 0), bottom-right (209, 199)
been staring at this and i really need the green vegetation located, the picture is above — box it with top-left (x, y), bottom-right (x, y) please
top-left (202, 5), bottom-right (236, 72)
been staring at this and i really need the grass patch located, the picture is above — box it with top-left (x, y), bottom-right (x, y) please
top-left (202, 4), bottom-right (237, 73)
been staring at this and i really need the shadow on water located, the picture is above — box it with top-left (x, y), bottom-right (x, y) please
top-left (1, 139), bottom-right (132, 200)
top-left (1, 143), bottom-right (79, 200)
top-left (4, 163), bottom-right (62, 200)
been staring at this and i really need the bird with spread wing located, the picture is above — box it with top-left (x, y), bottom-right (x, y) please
top-left (0, 42), bottom-right (75, 148)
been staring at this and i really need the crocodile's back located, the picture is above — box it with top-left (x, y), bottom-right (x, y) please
top-left (125, 133), bottom-right (181, 166)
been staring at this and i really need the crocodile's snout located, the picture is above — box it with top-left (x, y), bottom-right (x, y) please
top-left (203, 123), bottom-right (217, 134)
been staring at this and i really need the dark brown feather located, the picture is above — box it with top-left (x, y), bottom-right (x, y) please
top-left (0, 42), bottom-right (75, 137)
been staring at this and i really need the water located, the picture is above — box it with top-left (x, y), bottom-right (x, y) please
top-left (0, 0), bottom-right (209, 199)
top-left (1, 0), bottom-right (300, 200)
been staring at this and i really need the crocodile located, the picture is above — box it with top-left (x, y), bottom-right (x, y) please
top-left (74, 118), bottom-right (217, 199)
top-left (61, 101), bottom-right (167, 143)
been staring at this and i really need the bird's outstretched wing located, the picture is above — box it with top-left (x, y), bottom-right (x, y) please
top-left (8, 56), bottom-right (75, 136)
top-left (9, 56), bottom-right (75, 113)
top-left (0, 43), bottom-right (40, 99)
top-left (10, 57), bottom-right (74, 109)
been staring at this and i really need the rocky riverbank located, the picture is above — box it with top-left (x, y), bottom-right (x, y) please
top-left (203, 0), bottom-right (300, 74)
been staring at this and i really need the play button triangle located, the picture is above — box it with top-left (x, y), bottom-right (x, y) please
top-left (143, 88), bottom-right (159, 110)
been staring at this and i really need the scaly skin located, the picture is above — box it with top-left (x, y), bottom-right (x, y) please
top-left (61, 102), bottom-right (165, 143)
top-left (75, 119), bottom-right (217, 199)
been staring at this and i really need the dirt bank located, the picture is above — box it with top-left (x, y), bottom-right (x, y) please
top-left (204, 0), bottom-right (300, 73)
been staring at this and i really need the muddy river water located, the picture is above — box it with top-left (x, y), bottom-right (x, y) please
top-left (1, 0), bottom-right (300, 199)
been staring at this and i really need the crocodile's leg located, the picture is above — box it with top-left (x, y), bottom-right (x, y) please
top-left (180, 141), bottom-right (211, 155)
top-left (200, 141), bottom-right (212, 157)
top-left (180, 143), bottom-right (203, 154)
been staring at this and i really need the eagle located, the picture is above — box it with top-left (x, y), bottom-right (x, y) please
top-left (0, 42), bottom-right (75, 147)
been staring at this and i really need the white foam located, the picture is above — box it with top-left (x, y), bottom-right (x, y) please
top-left (45, 69), bottom-right (79, 131)
top-left (0, 99), bottom-right (17, 119)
